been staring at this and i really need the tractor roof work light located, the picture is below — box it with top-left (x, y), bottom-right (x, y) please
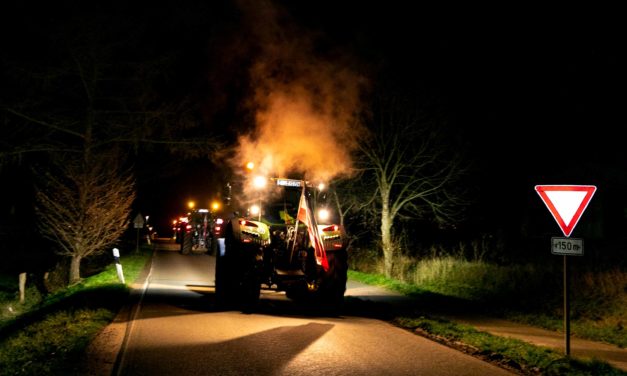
top-left (211, 201), bottom-right (221, 211)
top-left (317, 208), bottom-right (330, 221)
top-left (253, 175), bottom-right (267, 189)
top-left (250, 204), bottom-right (261, 216)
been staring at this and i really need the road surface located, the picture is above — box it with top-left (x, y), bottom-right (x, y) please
top-left (109, 243), bottom-right (513, 376)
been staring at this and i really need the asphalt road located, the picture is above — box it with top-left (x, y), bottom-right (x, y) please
top-left (107, 243), bottom-right (514, 376)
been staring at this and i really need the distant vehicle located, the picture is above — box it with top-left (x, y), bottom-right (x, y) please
top-left (175, 209), bottom-right (222, 255)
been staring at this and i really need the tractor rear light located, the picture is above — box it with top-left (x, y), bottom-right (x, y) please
top-left (322, 225), bottom-right (339, 232)
top-left (239, 220), bottom-right (258, 228)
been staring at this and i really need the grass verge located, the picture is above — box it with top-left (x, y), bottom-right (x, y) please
top-left (348, 260), bottom-right (627, 349)
top-left (0, 248), bottom-right (152, 376)
top-left (348, 270), bottom-right (627, 376)
top-left (394, 315), bottom-right (627, 376)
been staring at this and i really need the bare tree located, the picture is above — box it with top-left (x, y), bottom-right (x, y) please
top-left (358, 93), bottom-right (470, 278)
top-left (1, 34), bottom-right (221, 165)
top-left (0, 12), bottom-right (224, 285)
top-left (35, 153), bottom-right (135, 284)
top-left (329, 175), bottom-right (373, 251)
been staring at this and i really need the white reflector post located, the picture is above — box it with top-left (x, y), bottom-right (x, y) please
top-left (112, 248), bottom-right (125, 284)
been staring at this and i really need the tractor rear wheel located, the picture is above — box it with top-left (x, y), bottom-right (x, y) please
top-left (316, 250), bottom-right (348, 314)
top-left (180, 231), bottom-right (192, 255)
top-left (214, 225), bottom-right (239, 307)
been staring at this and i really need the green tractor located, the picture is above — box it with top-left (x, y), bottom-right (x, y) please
top-left (214, 178), bottom-right (348, 313)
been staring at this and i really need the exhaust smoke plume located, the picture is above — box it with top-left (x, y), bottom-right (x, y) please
top-left (232, 0), bottom-right (368, 186)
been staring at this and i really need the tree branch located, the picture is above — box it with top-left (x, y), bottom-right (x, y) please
top-left (5, 108), bottom-right (85, 139)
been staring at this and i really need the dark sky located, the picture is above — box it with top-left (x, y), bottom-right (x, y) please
top-left (3, 1), bottom-right (626, 236)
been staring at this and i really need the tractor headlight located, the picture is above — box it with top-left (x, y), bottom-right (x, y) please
top-left (317, 208), bottom-right (330, 222)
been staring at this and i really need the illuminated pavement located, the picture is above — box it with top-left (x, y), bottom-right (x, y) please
top-left (90, 244), bottom-right (513, 376)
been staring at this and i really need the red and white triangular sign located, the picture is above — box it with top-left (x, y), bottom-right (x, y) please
top-left (535, 185), bottom-right (597, 237)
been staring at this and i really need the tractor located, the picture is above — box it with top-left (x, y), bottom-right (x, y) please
top-left (214, 177), bottom-right (348, 313)
top-left (176, 208), bottom-right (222, 255)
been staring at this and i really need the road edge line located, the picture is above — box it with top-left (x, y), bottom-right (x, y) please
top-left (111, 249), bottom-right (155, 376)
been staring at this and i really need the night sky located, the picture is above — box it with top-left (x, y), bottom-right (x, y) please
top-left (2, 1), bottom-right (626, 240)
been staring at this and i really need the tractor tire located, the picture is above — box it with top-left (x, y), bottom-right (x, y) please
top-left (214, 225), bottom-right (239, 307)
top-left (214, 222), bottom-right (262, 312)
top-left (209, 235), bottom-right (218, 256)
top-left (316, 249), bottom-right (348, 314)
top-left (238, 250), bottom-right (261, 312)
top-left (180, 231), bottom-right (192, 255)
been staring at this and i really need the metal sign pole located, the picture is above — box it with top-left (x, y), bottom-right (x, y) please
top-left (535, 185), bottom-right (596, 358)
top-left (133, 213), bottom-right (144, 253)
top-left (564, 255), bottom-right (570, 357)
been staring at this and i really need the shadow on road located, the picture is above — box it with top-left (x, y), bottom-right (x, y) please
top-left (120, 322), bottom-right (334, 375)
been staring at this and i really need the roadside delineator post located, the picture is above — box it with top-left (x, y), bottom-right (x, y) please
top-left (113, 248), bottom-right (125, 284)
top-left (535, 184), bottom-right (596, 357)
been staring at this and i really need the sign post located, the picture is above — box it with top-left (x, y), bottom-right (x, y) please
top-left (133, 213), bottom-right (145, 253)
top-left (535, 185), bottom-right (596, 357)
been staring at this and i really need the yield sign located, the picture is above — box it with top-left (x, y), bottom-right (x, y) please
top-left (133, 213), bottom-right (145, 229)
top-left (535, 185), bottom-right (596, 237)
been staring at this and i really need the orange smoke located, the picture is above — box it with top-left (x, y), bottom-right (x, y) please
top-left (237, 88), bottom-right (363, 183)
top-left (232, 1), bottom-right (368, 185)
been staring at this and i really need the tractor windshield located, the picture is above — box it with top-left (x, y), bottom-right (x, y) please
top-left (258, 180), bottom-right (339, 227)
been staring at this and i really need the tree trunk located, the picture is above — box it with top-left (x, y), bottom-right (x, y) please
top-left (380, 186), bottom-right (394, 278)
top-left (381, 213), bottom-right (394, 278)
top-left (19, 272), bottom-right (27, 304)
top-left (69, 255), bottom-right (82, 284)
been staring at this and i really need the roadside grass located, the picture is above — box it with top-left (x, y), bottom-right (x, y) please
top-left (348, 253), bottom-right (627, 348)
top-left (393, 315), bottom-right (627, 376)
top-left (0, 273), bottom-right (51, 321)
top-left (0, 308), bottom-right (116, 375)
top-left (0, 247), bottom-right (152, 376)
